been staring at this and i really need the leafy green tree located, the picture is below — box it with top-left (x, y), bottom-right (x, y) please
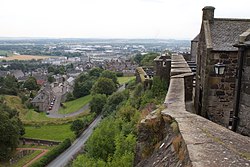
top-left (89, 94), bottom-right (107, 114)
top-left (89, 67), bottom-right (103, 78)
top-left (103, 91), bottom-right (128, 116)
top-left (133, 53), bottom-right (144, 64)
top-left (47, 66), bottom-right (54, 73)
top-left (85, 118), bottom-right (121, 161)
top-left (91, 77), bottom-right (116, 95)
top-left (23, 76), bottom-right (39, 90)
top-left (100, 70), bottom-right (119, 86)
top-left (70, 120), bottom-right (84, 135)
top-left (140, 53), bottom-right (159, 66)
top-left (73, 155), bottom-right (106, 167)
top-left (0, 74), bottom-right (19, 95)
top-left (73, 80), bottom-right (93, 98)
top-left (0, 100), bottom-right (24, 160)
top-left (48, 75), bottom-right (55, 83)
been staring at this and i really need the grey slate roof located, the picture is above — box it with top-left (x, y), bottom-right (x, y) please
top-left (192, 34), bottom-right (199, 42)
top-left (210, 18), bottom-right (250, 51)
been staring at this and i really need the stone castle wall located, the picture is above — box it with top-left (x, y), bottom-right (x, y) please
top-left (237, 47), bottom-right (250, 135)
top-left (205, 51), bottom-right (237, 127)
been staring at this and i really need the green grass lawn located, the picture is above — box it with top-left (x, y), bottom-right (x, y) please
top-left (118, 76), bottom-right (136, 84)
top-left (24, 109), bottom-right (54, 121)
top-left (24, 124), bottom-right (75, 142)
top-left (58, 95), bottom-right (92, 114)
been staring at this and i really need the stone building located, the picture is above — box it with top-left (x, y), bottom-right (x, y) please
top-left (194, 6), bottom-right (250, 128)
top-left (31, 84), bottom-right (53, 112)
top-left (154, 54), bottom-right (171, 83)
top-left (190, 34), bottom-right (199, 63)
top-left (135, 67), bottom-right (152, 89)
top-left (233, 29), bottom-right (250, 136)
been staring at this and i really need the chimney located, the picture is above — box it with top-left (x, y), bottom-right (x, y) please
top-left (202, 6), bottom-right (215, 22)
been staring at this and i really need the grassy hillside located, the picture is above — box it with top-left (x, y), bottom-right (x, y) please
top-left (59, 95), bottom-right (91, 114)
top-left (3, 95), bottom-right (54, 122)
top-left (118, 76), bottom-right (135, 84)
top-left (3, 95), bottom-right (90, 125)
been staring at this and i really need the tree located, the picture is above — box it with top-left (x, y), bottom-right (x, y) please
top-left (100, 70), bottom-right (119, 86)
top-left (85, 117), bottom-right (120, 161)
top-left (103, 91), bottom-right (128, 116)
top-left (70, 120), bottom-right (84, 135)
top-left (48, 75), bottom-right (55, 83)
top-left (91, 77), bottom-right (116, 95)
top-left (73, 80), bottom-right (93, 98)
top-left (133, 53), bottom-right (144, 64)
top-left (47, 66), bottom-right (55, 73)
top-left (23, 76), bottom-right (39, 90)
top-left (88, 67), bottom-right (103, 78)
top-left (140, 53), bottom-right (159, 66)
top-left (0, 74), bottom-right (19, 95)
top-left (0, 101), bottom-right (24, 160)
top-left (73, 155), bottom-right (106, 167)
top-left (89, 94), bottom-right (107, 114)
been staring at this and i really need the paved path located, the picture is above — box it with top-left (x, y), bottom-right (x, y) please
top-left (16, 148), bottom-right (49, 167)
top-left (47, 115), bottom-right (102, 167)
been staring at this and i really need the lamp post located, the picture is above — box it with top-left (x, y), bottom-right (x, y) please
top-left (214, 62), bottom-right (226, 75)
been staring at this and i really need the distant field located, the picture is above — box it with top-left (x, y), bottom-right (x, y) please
top-left (0, 50), bottom-right (12, 56)
top-left (118, 76), bottom-right (136, 84)
top-left (0, 55), bottom-right (50, 61)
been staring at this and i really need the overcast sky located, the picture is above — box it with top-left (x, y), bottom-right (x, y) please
top-left (1, 0), bottom-right (250, 40)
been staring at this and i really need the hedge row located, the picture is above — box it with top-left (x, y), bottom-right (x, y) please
top-left (30, 138), bottom-right (71, 167)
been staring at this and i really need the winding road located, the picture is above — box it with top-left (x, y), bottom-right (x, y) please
top-left (46, 115), bottom-right (102, 167)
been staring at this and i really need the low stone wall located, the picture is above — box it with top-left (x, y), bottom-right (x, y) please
top-left (20, 137), bottom-right (61, 146)
top-left (135, 54), bottom-right (250, 167)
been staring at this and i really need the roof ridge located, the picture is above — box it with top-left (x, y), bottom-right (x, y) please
top-left (214, 18), bottom-right (250, 22)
